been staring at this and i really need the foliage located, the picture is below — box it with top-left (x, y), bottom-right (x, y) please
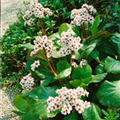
top-left (1, 0), bottom-right (120, 120)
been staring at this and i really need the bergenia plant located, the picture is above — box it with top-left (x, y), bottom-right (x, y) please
top-left (13, 0), bottom-right (120, 120)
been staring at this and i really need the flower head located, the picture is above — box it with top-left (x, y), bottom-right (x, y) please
top-left (58, 29), bottom-right (82, 57)
top-left (47, 87), bottom-right (90, 116)
top-left (20, 74), bottom-right (34, 90)
top-left (71, 4), bottom-right (97, 26)
top-left (80, 59), bottom-right (87, 68)
top-left (23, 0), bottom-right (53, 26)
top-left (30, 35), bottom-right (56, 58)
top-left (31, 60), bottom-right (40, 71)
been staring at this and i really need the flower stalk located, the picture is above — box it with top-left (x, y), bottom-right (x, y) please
top-left (39, 18), bottom-right (57, 76)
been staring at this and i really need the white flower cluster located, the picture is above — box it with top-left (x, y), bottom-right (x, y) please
top-left (80, 59), bottom-right (87, 68)
top-left (31, 60), bottom-right (40, 71)
top-left (71, 4), bottom-right (97, 26)
top-left (23, 0), bottom-right (53, 26)
top-left (30, 35), bottom-right (56, 58)
top-left (47, 87), bottom-right (90, 116)
top-left (58, 29), bottom-right (82, 57)
top-left (20, 74), bottom-right (34, 90)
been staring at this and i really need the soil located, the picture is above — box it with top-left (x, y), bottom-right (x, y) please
top-left (1, 0), bottom-right (26, 36)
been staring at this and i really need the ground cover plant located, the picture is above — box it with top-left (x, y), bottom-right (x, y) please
top-left (1, 0), bottom-right (120, 120)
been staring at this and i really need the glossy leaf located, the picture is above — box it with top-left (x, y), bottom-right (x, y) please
top-left (82, 103), bottom-right (102, 120)
top-left (103, 56), bottom-right (120, 74)
top-left (110, 36), bottom-right (120, 56)
top-left (70, 78), bottom-right (90, 87)
top-left (97, 80), bottom-right (120, 107)
top-left (58, 23), bottom-right (71, 35)
top-left (56, 60), bottom-right (70, 73)
top-left (20, 43), bottom-right (33, 50)
top-left (13, 94), bottom-right (28, 112)
top-left (88, 73), bottom-right (107, 84)
top-left (95, 64), bottom-right (105, 74)
top-left (72, 65), bottom-right (92, 80)
top-left (81, 41), bottom-right (98, 58)
top-left (55, 67), bottom-right (72, 79)
top-left (91, 15), bottom-right (100, 36)
top-left (52, 50), bottom-right (61, 58)
top-left (21, 100), bottom-right (47, 120)
top-left (49, 32), bottom-right (60, 41)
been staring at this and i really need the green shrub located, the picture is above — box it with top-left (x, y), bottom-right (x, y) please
top-left (1, 0), bottom-right (120, 119)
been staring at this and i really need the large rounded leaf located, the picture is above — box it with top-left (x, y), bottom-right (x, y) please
top-left (23, 86), bottom-right (57, 100)
top-left (58, 23), bottom-right (71, 35)
top-left (20, 43), bottom-right (33, 50)
top-left (52, 50), bottom-right (61, 58)
top-left (56, 60), bottom-right (70, 73)
top-left (21, 100), bottom-right (47, 120)
top-left (13, 94), bottom-right (28, 112)
top-left (54, 67), bottom-right (72, 79)
top-left (72, 65), bottom-right (92, 80)
top-left (110, 36), bottom-right (120, 56)
top-left (88, 73), bottom-right (107, 84)
top-left (81, 41), bottom-right (98, 58)
top-left (103, 56), bottom-right (120, 74)
top-left (97, 80), bottom-right (120, 107)
top-left (82, 103), bottom-right (102, 120)
top-left (14, 87), bottom-right (56, 120)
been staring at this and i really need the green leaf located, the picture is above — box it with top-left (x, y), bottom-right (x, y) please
top-left (81, 41), bottom-right (98, 58)
top-left (16, 86), bottom-right (57, 119)
top-left (37, 68), bottom-right (54, 86)
top-left (58, 23), bottom-right (71, 35)
top-left (95, 64), bottom-right (105, 74)
top-left (34, 70), bottom-right (45, 79)
top-left (103, 56), bottom-right (120, 74)
top-left (72, 25), bottom-right (81, 36)
top-left (74, 51), bottom-right (80, 60)
top-left (12, 110), bottom-right (25, 116)
top-left (48, 109), bottom-right (60, 118)
top-left (55, 67), bottom-right (72, 79)
top-left (20, 43), bottom-right (33, 50)
top-left (90, 49), bottom-right (99, 59)
top-left (98, 39), bottom-right (116, 56)
top-left (64, 112), bottom-right (78, 120)
top-left (38, 86), bottom-right (57, 100)
top-left (23, 87), bottom-right (56, 104)
top-left (115, 2), bottom-right (120, 12)
top-left (97, 80), bottom-right (120, 107)
top-left (69, 79), bottom-right (82, 87)
top-left (27, 50), bottom-right (46, 60)
top-left (49, 32), bottom-right (60, 41)
top-left (56, 60), bottom-right (70, 73)
top-left (82, 103), bottom-right (102, 120)
top-left (88, 73), bottom-right (107, 84)
top-left (111, 36), bottom-right (120, 57)
top-left (21, 100), bottom-right (47, 120)
top-left (70, 73), bottom-right (107, 87)
top-left (91, 15), bottom-right (100, 36)
top-left (13, 94), bottom-right (28, 112)
top-left (25, 58), bottom-right (35, 71)
top-left (52, 50), bottom-right (61, 58)
top-left (72, 65), bottom-right (92, 80)
top-left (70, 78), bottom-right (90, 88)
top-left (28, 100), bottom-right (47, 118)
